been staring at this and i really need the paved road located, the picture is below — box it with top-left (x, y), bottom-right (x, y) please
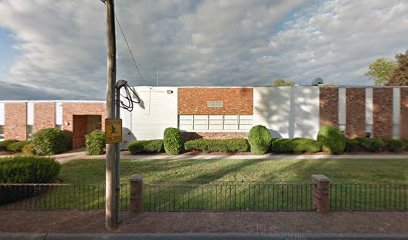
top-left (1, 232), bottom-right (408, 240)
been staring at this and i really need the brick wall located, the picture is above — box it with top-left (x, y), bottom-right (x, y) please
top-left (4, 103), bottom-right (27, 140)
top-left (62, 102), bottom-right (106, 149)
top-left (373, 88), bottom-right (393, 138)
top-left (319, 87), bottom-right (338, 127)
top-left (401, 88), bottom-right (408, 139)
top-left (178, 88), bottom-right (253, 115)
top-left (34, 103), bottom-right (55, 132)
top-left (181, 131), bottom-right (248, 141)
top-left (346, 88), bottom-right (366, 138)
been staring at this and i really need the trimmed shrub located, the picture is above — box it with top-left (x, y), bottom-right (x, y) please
top-left (32, 128), bottom-right (69, 155)
top-left (344, 138), bottom-right (361, 152)
top-left (22, 144), bottom-right (36, 155)
top-left (271, 138), bottom-right (321, 153)
top-left (184, 138), bottom-right (249, 153)
top-left (360, 138), bottom-right (385, 152)
top-left (248, 125), bottom-right (272, 154)
top-left (317, 126), bottom-right (346, 154)
top-left (386, 139), bottom-right (405, 152)
top-left (85, 130), bottom-right (105, 155)
top-left (0, 139), bottom-right (18, 151)
top-left (163, 128), bottom-right (183, 155)
top-left (403, 139), bottom-right (408, 151)
top-left (6, 140), bottom-right (31, 152)
top-left (128, 140), bottom-right (164, 154)
top-left (0, 156), bottom-right (61, 183)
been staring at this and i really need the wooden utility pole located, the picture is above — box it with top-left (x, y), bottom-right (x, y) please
top-left (105, 0), bottom-right (118, 229)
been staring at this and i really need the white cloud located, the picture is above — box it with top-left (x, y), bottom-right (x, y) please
top-left (0, 0), bottom-right (407, 99)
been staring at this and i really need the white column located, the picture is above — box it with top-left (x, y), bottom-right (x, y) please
top-left (0, 103), bottom-right (4, 125)
top-left (365, 88), bottom-right (373, 136)
top-left (392, 88), bottom-right (401, 139)
top-left (338, 88), bottom-right (346, 132)
top-left (27, 102), bottom-right (34, 125)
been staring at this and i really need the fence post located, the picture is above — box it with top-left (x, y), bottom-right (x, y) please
top-left (130, 175), bottom-right (143, 213)
top-left (312, 175), bottom-right (330, 213)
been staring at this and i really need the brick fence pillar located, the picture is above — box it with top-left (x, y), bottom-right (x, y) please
top-left (312, 175), bottom-right (330, 213)
top-left (130, 175), bottom-right (143, 213)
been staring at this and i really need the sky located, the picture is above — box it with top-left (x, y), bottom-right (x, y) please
top-left (0, 0), bottom-right (407, 100)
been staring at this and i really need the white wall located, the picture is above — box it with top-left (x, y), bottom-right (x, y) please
top-left (253, 86), bottom-right (320, 139)
top-left (120, 87), bottom-right (178, 148)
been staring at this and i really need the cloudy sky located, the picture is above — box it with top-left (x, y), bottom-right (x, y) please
top-left (0, 0), bottom-right (407, 100)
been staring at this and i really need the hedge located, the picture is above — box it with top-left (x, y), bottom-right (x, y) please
top-left (85, 130), bottom-right (105, 155)
top-left (317, 126), bottom-right (346, 154)
top-left (248, 125), bottom-right (272, 154)
top-left (0, 139), bottom-right (18, 151)
top-left (22, 144), bottom-right (36, 155)
top-left (128, 140), bottom-right (164, 154)
top-left (32, 128), bottom-right (69, 155)
top-left (184, 138), bottom-right (249, 153)
top-left (359, 138), bottom-right (385, 152)
top-left (0, 156), bottom-right (61, 183)
top-left (386, 139), bottom-right (405, 152)
top-left (6, 141), bottom-right (31, 152)
top-left (271, 138), bottom-right (321, 153)
top-left (163, 128), bottom-right (183, 155)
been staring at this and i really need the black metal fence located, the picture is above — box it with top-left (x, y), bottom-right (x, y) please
top-left (144, 182), bottom-right (313, 211)
top-left (330, 183), bottom-right (408, 211)
top-left (0, 182), bottom-right (407, 212)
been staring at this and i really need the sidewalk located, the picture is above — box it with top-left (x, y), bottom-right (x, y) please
top-left (54, 150), bottom-right (408, 163)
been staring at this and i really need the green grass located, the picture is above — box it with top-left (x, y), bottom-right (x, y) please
top-left (4, 158), bottom-right (407, 211)
top-left (58, 158), bottom-right (408, 184)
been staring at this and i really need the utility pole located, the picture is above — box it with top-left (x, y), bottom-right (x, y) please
top-left (105, 0), bottom-right (118, 229)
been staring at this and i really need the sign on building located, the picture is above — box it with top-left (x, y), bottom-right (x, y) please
top-left (105, 118), bottom-right (122, 144)
top-left (207, 101), bottom-right (223, 108)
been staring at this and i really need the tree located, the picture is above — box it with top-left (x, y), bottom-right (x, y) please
top-left (388, 50), bottom-right (408, 86)
top-left (365, 58), bottom-right (397, 86)
top-left (273, 79), bottom-right (296, 86)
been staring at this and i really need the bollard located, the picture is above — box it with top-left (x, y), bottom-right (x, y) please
top-left (312, 175), bottom-right (330, 213)
top-left (130, 175), bottom-right (143, 213)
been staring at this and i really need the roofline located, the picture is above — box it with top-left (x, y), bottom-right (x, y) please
top-left (131, 85), bottom-right (408, 88)
top-left (0, 100), bottom-right (105, 103)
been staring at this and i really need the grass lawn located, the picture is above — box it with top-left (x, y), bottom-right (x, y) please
top-left (58, 158), bottom-right (408, 184)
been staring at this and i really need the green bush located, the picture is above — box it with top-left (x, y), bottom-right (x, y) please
top-left (85, 130), bottom-right (105, 155)
top-left (128, 140), bottom-right (164, 154)
top-left (0, 139), bottom-right (18, 151)
top-left (317, 126), bottom-right (346, 154)
top-left (6, 140), bottom-right (31, 152)
top-left (360, 138), bottom-right (385, 152)
top-left (248, 125), bottom-right (272, 154)
top-left (32, 128), bottom-right (69, 155)
top-left (344, 138), bottom-right (362, 152)
top-left (22, 144), bottom-right (36, 155)
top-left (163, 128), bottom-right (183, 155)
top-left (271, 138), bottom-right (321, 153)
top-left (184, 138), bottom-right (249, 153)
top-left (0, 156), bottom-right (61, 183)
top-left (403, 139), bottom-right (408, 151)
top-left (386, 139), bottom-right (405, 152)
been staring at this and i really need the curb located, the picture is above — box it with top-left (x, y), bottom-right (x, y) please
top-left (1, 232), bottom-right (408, 240)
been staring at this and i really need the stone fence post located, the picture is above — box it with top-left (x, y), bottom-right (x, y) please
top-left (130, 175), bottom-right (143, 213)
top-left (312, 175), bottom-right (330, 213)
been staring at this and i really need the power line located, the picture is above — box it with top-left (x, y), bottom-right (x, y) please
top-left (114, 15), bottom-right (145, 84)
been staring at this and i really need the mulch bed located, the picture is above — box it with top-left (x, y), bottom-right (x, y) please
top-left (0, 210), bottom-right (407, 233)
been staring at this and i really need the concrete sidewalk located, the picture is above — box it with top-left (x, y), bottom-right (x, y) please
top-left (53, 150), bottom-right (408, 163)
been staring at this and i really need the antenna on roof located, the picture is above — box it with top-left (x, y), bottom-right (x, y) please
top-left (312, 78), bottom-right (323, 86)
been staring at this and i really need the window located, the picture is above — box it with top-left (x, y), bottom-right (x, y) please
top-left (27, 125), bottom-right (33, 140)
top-left (55, 124), bottom-right (62, 130)
top-left (179, 115), bottom-right (253, 131)
top-left (0, 125), bottom-right (4, 141)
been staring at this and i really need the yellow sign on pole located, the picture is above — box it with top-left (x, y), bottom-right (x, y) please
top-left (105, 118), bottom-right (122, 144)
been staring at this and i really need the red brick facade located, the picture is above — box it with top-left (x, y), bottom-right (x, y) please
top-left (373, 88), bottom-right (393, 138)
top-left (401, 88), bottom-right (408, 139)
top-left (34, 103), bottom-right (56, 132)
top-left (4, 103), bottom-right (27, 140)
top-left (346, 88), bottom-right (366, 138)
top-left (181, 131), bottom-right (248, 141)
top-left (319, 87), bottom-right (338, 127)
top-left (178, 88), bottom-right (253, 115)
top-left (62, 103), bottom-right (106, 149)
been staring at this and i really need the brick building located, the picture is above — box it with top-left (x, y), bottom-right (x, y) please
top-left (1, 86), bottom-right (407, 150)
top-left (0, 100), bottom-right (105, 149)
